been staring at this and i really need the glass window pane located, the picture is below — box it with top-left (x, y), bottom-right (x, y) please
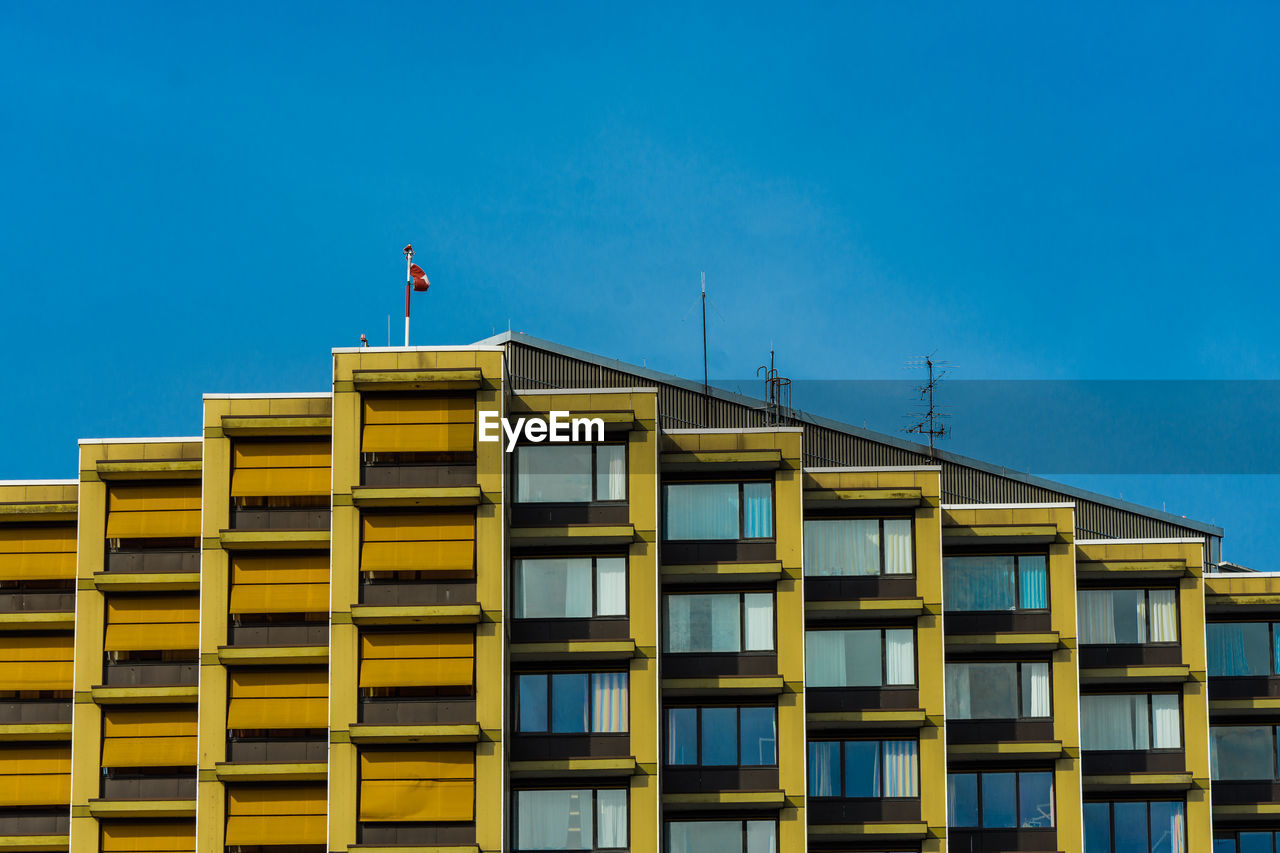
top-left (947, 773), bottom-right (978, 827)
top-left (1212, 840), bottom-right (1237, 853)
top-left (980, 772), bottom-right (1017, 828)
top-left (665, 821), bottom-right (739, 853)
top-left (1239, 833), bottom-right (1272, 853)
top-left (1082, 694), bottom-right (1150, 751)
top-left (1078, 590), bottom-right (1117, 645)
top-left (884, 629), bottom-right (915, 685)
top-left (516, 788), bottom-right (593, 850)
top-left (1149, 801), bottom-right (1185, 853)
top-left (1021, 663), bottom-right (1051, 718)
top-left (1151, 694), bottom-right (1181, 749)
top-left (1083, 802), bottom-right (1111, 853)
top-left (666, 708), bottom-right (698, 765)
top-left (518, 674), bottom-right (548, 732)
top-left (516, 558), bottom-right (593, 618)
top-left (1149, 589), bottom-right (1179, 643)
top-left (805, 630), bottom-right (846, 688)
top-left (745, 820), bottom-right (776, 853)
top-left (1113, 801), bottom-right (1149, 852)
top-left (517, 445), bottom-right (593, 503)
top-left (1208, 622), bottom-right (1272, 676)
top-left (844, 741), bottom-right (881, 797)
top-left (944, 556), bottom-right (1016, 611)
top-left (804, 519), bottom-right (879, 577)
top-left (666, 593), bottom-right (741, 653)
top-left (596, 788), bottom-right (627, 848)
top-left (742, 483), bottom-right (773, 538)
top-left (700, 707), bottom-right (738, 765)
top-left (881, 739), bottom-right (918, 797)
top-left (738, 708), bottom-right (776, 766)
top-left (551, 673), bottom-right (589, 733)
top-left (595, 558), bottom-right (627, 616)
top-left (845, 629), bottom-right (883, 687)
top-left (1018, 771), bottom-right (1054, 828)
top-left (808, 741), bottom-right (841, 797)
top-left (591, 672), bottom-right (628, 733)
top-left (1110, 589), bottom-right (1146, 644)
top-left (949, 663), bottom-right (1018, 719)
top-left (595, 444), bottom-right (626, 501)
top-left (1018, 555), bottom-right (1048, 609)
top-left (1211, 726), bottom-right (1276, 780)
top-left (743, 593), bottom-right (774, 651)
top-left (884, 518), bottom-right (913, 575)
top-left (665, 483), bottom-right (740, 540)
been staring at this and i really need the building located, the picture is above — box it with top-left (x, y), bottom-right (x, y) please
top-left (0, 330), bottom-right (1272, 853)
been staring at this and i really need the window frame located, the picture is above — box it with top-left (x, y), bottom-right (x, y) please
top-left (662, 818), bottom-right (777, 853)
top-left (943, 553), bottom-right (1050, 613)
top-left (512, 786), bottom-right (629, 852)
top-left (1077, 587), bottom-right (1182, 646)
top-left (803, 515), bottom-right (916, 577)
top-left (944, 660), bottom-right (1053, 721)
top-left (514, 442), bottom-right (629, 505)
top-left (806, 737), bottom-right (921, 799)
top-left (662, 590), bottom-right (776, 654)
top-left (661, 480), bottom-right (776, 542)
top-left (515, 670), bottom-right (630, 735)
top-left (1084, 800), bottom-right (1187, 853)
top-left (804, 626), bottom-right (918, 688)
top-left (947, 769), bottom-right (1056, 829)
top-left (664, 705), bottom-right (778, 769)
top-left (513, 556), bottom-right (629, 620)
top-left (1080, 691), bottom-right (1183, 751)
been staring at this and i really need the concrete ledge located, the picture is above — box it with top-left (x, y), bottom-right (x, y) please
top-left (947, 741), bottom-right (1064, 761)
top-left (807, 821), bottom-right (931, 841)
top-left (0, 835), bottom-right (70, 852)
top-left (218, 645), bottom-right (328, 666)
top-left (214, 761), bottom-right (327, 782)
top-left (1214, 802), bottom-right (1280, 818)
top-left (945, 632), bottom-right (1061, 653)
top-left (1077, 560), bottom-right (1192, 579)
top-left (806, 709), bottom-right (928, 730)
top-left (0, 503), bottom-right (77, 522)
top-left (90, 685), bottom-right (198, 705)
top-left (806, 598), bottom-right (926, 621)
top-left (348, 724), bottom-right (482, 745)
top-left (660, 450), bottom-right (782, 472)
top-left (350, 604), bottom-right (482, 626)
top-left (220, 416), bottom-right (332, 437)
top-left (1209, 697), bottom-right (1280, 716)
top-left (662, 790), bottom-right (787, 811)
top-left (509, 640), bottom-right (637, 662)
top-left (92, 572), bottom-right (199, 592)
top-left (660, 562), bottom-right (784, 585)
top-left (86, 799), bottom-right (196, 818)
top-left (0, 612), bottom-right (74, 630)
top-left (509, 757), bottom-right (637, 779)
top-left (219, 530), bottom-right (331, 550)
top-left (96, 460), bottom-right (201, 480)
top-left (941, 524), bottom-right (1062, 545)
top-left (0, 723), bottom-right (72, 742)
top-left (351, 486), bottom-right (483, 508)
top-left (804, 487), bottom-right (924, 509)
top-left (352, 368), bottom-right (484, 391)
top-left (1082, 772), bottom-right (1195, 792)
top-left (509, 525), bottom-right (635, 548)
top-left (1079, 664), bottom-right (1192, 685)
top-left (661, 675), bottom-right (786, 697)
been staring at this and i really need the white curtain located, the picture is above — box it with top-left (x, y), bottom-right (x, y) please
top-left (516, 558), bottom-right (592, 618)
top-left (1077, 590), bottom-right (1116, 644)
top-left (517, 445), bottom-right (593, 503)
top-left (594, 558), bottom-right (627, 616)
top-left (882, 740), bottom-right (919, 796)
top-left (743, 593), bottom-right (774, 651)
top-left (1149, 590), bottom-right (1178, 642)
top-left (808, 741), bottom-right (839, 796)
top-left (665, 593), bottom-right (741, 653)
top-left (1082, 694), bottom-right (1152, 750)
top-left (591, 672), bottom-right (628, 733)
top-left (745, 820), bottom-right (777, 853)
top-left (1025, 663), bottom-right (1051, 717)
top-left (665, 483), bottom-right (739, 540)
top-left (804, 519), bottom-right (877, 576)
top-left (945, 664), bottom-right (971, 718)
top-left (596, 444), bottom-right (626, 501)
top-left (884, 518), bottom-right (913, 574)
top-left (805, 631), bottom-right (846, 688)
top-left (884, 629), bottom-right (915, 685)
top-left (742, 483), bottom-right (773, 538)
top-left (516, 789), bottom-right (592, 850)
top-left (1151, 693), bottom-right (1181, 748)
top-left (595, 788), bottom-right (627, 848)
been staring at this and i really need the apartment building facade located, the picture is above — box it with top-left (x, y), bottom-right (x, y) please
top-left (0, 331), bottom-right (1268, 853)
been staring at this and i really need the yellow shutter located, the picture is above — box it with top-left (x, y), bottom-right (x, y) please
top-left (101, 821), bottom-right (196, 853)
top-left (225, 785), bottom-right (326, 846)
top-left (229, 554), bottom-right (329, 615)
top-left (105, 483), bottom-right (201, 538)
top-left (104, 594), bottom-right (199, 652)
top-left (359, 630), bottom-right (474, 689)
top-left (0, 633), bottom-right (73, 691)
top-left (0, 744), bottom-right (70, 807)
top-left (227, 669), bottom-right (328, 730)
top-left (0, 525), bottom-right (76, 581)
top-left (231, 441), bottom-right (331, 497)
top-left (360, 511), bottom-right (475, 575)
top-left (101, 708), bottom-right (197, 768)
top-left (361, 395), bottom-right (475, 453)
top-left (358, 749), bottom-right (474, 822)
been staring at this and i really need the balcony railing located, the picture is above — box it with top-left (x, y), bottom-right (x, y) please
top-left (808, 798), bottom-right (921, 825)
top-left (510, 734), bottom-right (630, 762)
top-left (104, 548), bottom-right (198, 573)
top-left (100, 774), bottom-right (196, 800)
top-left (663, 766), bottom-right (779, 793)
top-left (1079, 644), bottom-right (1182, 668)
top-left (228, 622), bottom-right (328, 648)
top-left (1081, 749), bottom-right (1185, 775)
top-left (229, 507), bottom-right (330, 531)
top-left (358, 822), bottom-right (476, 846)
top-left (226, 737), bottom-right (327, 763)
top-left (0, 591), bottom-right (75, 612)
top-left (359, 580), bottom-right (477, 607)
top-left (102, 661), bottom-right (197, 687)
top-left (361, 462), bottom-right (477, 489)
top-left (806, 686), bottom-right (920, 713)
top-left (662, 652), bottom-right (778, 679)
top-left (0, 810), bottom-right (70, 836)
top-left (0, 700), bottom-right (72, 724)
top-left (358, 697), bottom-right (476, 725)
top-left (949, 829), bottom-right (1057, 852)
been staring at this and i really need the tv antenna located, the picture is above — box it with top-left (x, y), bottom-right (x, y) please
top-left (757, 347), bottom-right (792, 426)
top-left (904, 353), bottom-right (950, 459)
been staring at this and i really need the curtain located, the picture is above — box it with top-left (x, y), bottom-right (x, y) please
top-left (882, 740), bottom-right (918, 797)
top-left (1018, 556), bottom-right (1048, 609)
top-left (1082, 695), bottom-right (1150, 750)
top-left (945, 556), bottom-right (1015, 611)
top-left (1078, 590), bottom-right (1116, 645)
top-left (667, 708), bottom-right (698, 765)
top-left (743, 594), bottom-right (774, 651)
top-left (594, 558), bottom-right (627, 617)
top-left (1207, 623), bottom-right (1250, 676)
top-left (1149, 590), bottom-right (1178, 642)
top-left (666, 594), bottom-right (741, 653)
top-left (884, 629), bottom-right (915, 685)
top-left (667, 822), bottom-right (741, 853)
top-left (804, 519), bottom-right (878, 577)
top-left (597, 444), bottom-right (626, 501)
top-left (741, 483), bottom-right (773, 538)
top-left (745, 821), bottom-right (777, 853)
top-left (808, 742), bottom-right (840, 796)
top-left (805, 631), bottom-right (846, 688)
top-left (517, 789), bottom-right (592, 850)
top-left (516, 559), bottom-right (592, 619)
top-left (945, 664), bottom-right (972, 718)
top-left (665, 483), bottom-right (738, 540)
top-left (516, 445), bottom-right (592, 503)
top-left (591, 672), bottom-right (628, 733)
top-left (947, 663), bottom-right (1018, 719)
top-left (1210, 725), bottom-right (1276, 781)
top-left (666, 595), bottom-right (692, 653)
top-left (1150, 801), bottom-right (1186, 853)
top-left (1151, 694), bottom-right (1181, 748)
top-left (595, 789), bottom-right (627, 848)
top-left (1024, 663), bottom-right (1051, 717)
top-left (884, 518), bottom-right (913, 574)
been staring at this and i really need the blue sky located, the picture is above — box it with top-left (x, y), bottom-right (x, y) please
top-left (2, 2), bottom-right (1277, 564)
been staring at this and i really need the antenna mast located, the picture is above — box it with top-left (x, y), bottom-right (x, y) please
top-left (904, 354), bottom-right (950, 459)
top-left (757, 348), bottom-right (792, 426)
top-left (701, 272), bottom-right (708, 396)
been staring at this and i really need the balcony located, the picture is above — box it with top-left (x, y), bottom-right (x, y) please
top-left (358, 697), bottom-right (477, 725)
top-left (226, 736), bottom-right (327, 763)
top-left (948, 828), bottom-right (1058, 851)
top-left (104, 548), bottom-right (198, 574)
top-left (511, 503), bottom-right (629, 528)
top-left (0, 700), bottom-right (72, 725)
top-left (662, 539), bottom-right (777, 565)
top-left (229, 506), bottom-right (330, 531)
top-left (358, 822), bottom-right (476, 847)
top-left (510, 617), bottom-right (630, 645)
top-left (663, 766), bottom-right (779, 794)
top-left (808, 797), bottom-right (921, 825)
top-left (510, 733), bottom-right (630, 762)
top-left (0, 809), bottom-right (69, 837)
top-left (102, 661), bottom-right (197, 687)
top-left (0, 590), bottom-right (75, 613)
top-left (1079, 644), bottom-right (1183, 669)
top-left (228, 622), bottom-right (328, 648)
top-left (1081, 749), bottom-right (1186, 776)
top-left (100, 773), bottom-right (196, 800)
top-left (806, 686), bottom-right (920, 714)
top-left (359, 579), bottom-right (477, 607)
top-left (361, 460), bottom-right (477, 489)
top-left (662, 653), bottom-right (778, 680)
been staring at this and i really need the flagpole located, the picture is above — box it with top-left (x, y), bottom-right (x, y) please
top-left (403, 244), bottom-right (414, 346)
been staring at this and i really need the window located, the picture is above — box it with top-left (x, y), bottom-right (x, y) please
top-left (944, 555), bottom-right (1048, 611)
top-left (1080, 694), bottom-right (1181, 751)
top-left (664, 592), bottom-right (773, 653)
top-left (945, 662), bottom-right (1050, 719)
top-left (805, 628), bottom-right (914, 688)
top-left (1083, 800), bottom-right (1186, 853)
top-left (514, 788), bottom-right (626, 851)
top-left (663, 482), bottom-right (773, 540)
top-left (516, 444), bottom-right (626, 503)
top-left (514, 558), bottom-right (626, 619)
top-left (665, 820), bottom-right (776, 853)
top-left (1207, 622), bottom-right (1280, 676)
top-left (804, 518), bottom-right (913, 576)
top-left (947, 771), bottom-right (1054, 828)
top-left (1078, 589), bottom-right (1178, 644)
top-left (666, 706), bottom-right (776, 766)
top-left (808, 739), bottom-right (919, 797)
top-left (1211, 725), bottom-right (1280, 780)
top-left (1215, 832), bottom-right (1280, 853)
top-left (517, 672), bottom-right (628, 734)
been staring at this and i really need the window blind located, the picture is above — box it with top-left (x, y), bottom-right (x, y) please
top-left (104, 594), bottom-right (199, 652)
top-left (229, 554), bottom-right (329, 615)
top-left (361, 394), bottom-right (475, 453)
top-left (105, 483), bottom-right (201, 539)
top-left (227, 668), bottom-right (328, 729)
top-left (101, 707), bottom-right (197, 767)
top-left (0, 633), bottom-right (72, 691)
top-left (0, 525), bottom-right (76, 581)
top-left (360, 511), bottom-right (475, 575)
top-left (358, 748), bottom-right (475, 822)
top-left (100, 821), bottom-right (195, 853)
top-left (0, 744), bottom-right (69, 807)
top-left (230, 440), bottom-right (331, 498)
top-left (359, 630), bottom-right (474, 689)
top-left (225, 784), bottom-right (327, 846)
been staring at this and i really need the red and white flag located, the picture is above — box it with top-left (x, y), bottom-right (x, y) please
top-left (410, 263), bottom-right (430, 292)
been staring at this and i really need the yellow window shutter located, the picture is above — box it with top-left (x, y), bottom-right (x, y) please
top-left (106, 483), bottom-right (201, 538)
top-left (228, 582), bottom-right (329, 615)
top-left (359, 630), bottom-right (474, 688)
top-left (228, 668), bottom-right (328, 729)
top-left (225, 784), bottom-right (327, 846)
top-left (104, 594), bottom-right (199, 652)
top-left (231, 441), bottom-right (331, 497)
top-left (361, 394), bottom-right (475, 453)
top-left (0, 634), bottom-right (73, 691)
top-left (231, 554), bottom-right (329, 584)
top-left (360, 511), bottom-right (475, 575)
top-left (358, 748), bottom-right (475, 822)
top-left (0, 744), bottom-right (70, 807)
top-left (101, 821), bottom-right (196, 853)
top-left (0, 526), bottom-right (76, 581)
top-left (101, 708), bottom-right (197, 768)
